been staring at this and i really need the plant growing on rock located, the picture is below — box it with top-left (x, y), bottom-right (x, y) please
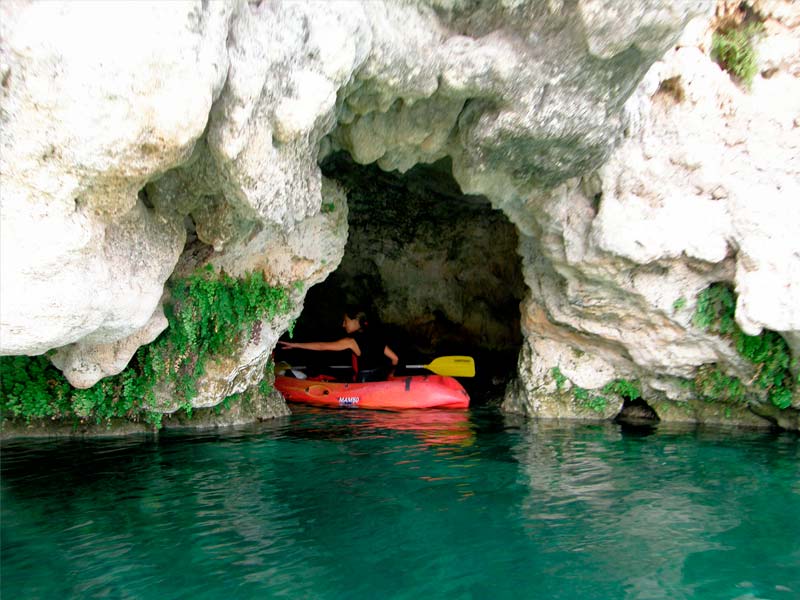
top-left (692, 283), bottom-right (794, 409)
top-left (550, 366), bottom-right (567, 391)
top-left (602, 379), bottom-right (641, 401)
top-left (712, 21), bottom-right (765, 89)
top-left (0, 266), bottom-right (293, 427)
top-left (551, 367), bottom-right (641, 415)
top-left (573, 386), bottom-right (608, 413)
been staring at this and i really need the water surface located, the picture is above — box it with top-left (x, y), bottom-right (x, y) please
top-left (2, 408), bottom-right (799, 599)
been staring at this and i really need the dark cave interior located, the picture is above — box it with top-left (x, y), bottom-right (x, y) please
top-left (277, 154), bottom-right (526, 404)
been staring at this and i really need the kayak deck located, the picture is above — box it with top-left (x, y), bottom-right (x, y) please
top-left (274, 374), bottom-right (470, 410)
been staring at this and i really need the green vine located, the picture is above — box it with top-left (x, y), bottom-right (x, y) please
top-left (1, 266), bottom-right (292, 427)
top-left (694, 365), bottom-right (747, 405)
top-left (692, 283), bottom-right (794, 409)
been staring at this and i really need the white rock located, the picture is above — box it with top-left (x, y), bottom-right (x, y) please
top-left (50, 303), bottom-right (169, 389)
top-left (0, 0), bottom-right (231, 358)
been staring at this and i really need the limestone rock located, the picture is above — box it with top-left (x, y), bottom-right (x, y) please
top-left (205, 1), bottom-right (372, 229)
top-left (1, 201), bottom-right (185, 358)
top-left (147, 179), bottom-right (347, 415)
top-left (503, 336), bottom-right (624, 420)
top-left (3, 0), bottom-right (798, 431)
top-left (50, 302), bottom-right (168, 390)
top-left (0, 0), bottom-right (232, 358)
top-left (207, 178), bottom-right (349, 289)
top-left (332, 0), bottom-right (711, 188)
top-left (503, 6), bottom-right (800, 423)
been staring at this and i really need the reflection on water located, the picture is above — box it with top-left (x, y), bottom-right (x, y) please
top-left (2, 409), bottom-right (798, 599)
top-left (510, 418), bottom-right (735, 599)
top-left (293, 407), bottom-right (477, 447)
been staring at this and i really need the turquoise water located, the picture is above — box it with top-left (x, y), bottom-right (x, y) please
top-left (2, 407), bottom-right (799, 599)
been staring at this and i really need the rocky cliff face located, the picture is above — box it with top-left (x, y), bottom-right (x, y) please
top-left (503, 1), bottom-right (800, 428)
top-left (1, 0), bottom-right (797, 429)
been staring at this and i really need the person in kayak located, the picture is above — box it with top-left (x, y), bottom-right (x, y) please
top-left (277, 305), bottom-right (399, 382)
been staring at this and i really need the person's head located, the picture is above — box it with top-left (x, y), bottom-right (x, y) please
top-left (342, 305), bottom-right (369, 334)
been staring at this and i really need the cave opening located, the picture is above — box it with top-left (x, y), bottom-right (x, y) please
top-left (284, 152), bottom-right (526, 404)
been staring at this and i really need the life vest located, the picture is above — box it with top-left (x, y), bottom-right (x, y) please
top-left (350, 329), bottom-right (387, 381)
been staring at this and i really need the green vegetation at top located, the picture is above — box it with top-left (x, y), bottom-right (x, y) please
top-left (1, 266), bottom-right (293, 428)
top-left (712, 21), bottom-right (765, 89)
top-left (693, 282), bottom-right (795, 409)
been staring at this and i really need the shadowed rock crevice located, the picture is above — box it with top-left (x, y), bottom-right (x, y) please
top-left (615, 398), bottom-right (661, 426)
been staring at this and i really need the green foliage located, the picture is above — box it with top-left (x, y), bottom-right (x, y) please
top-left (694, 366), bottom-right (747, 404)
top-left (0, 356), bottom-right (73, 420)
top-left (551, 367), bottom-right (629, 413)
top-left (693, 283), bottom-right (737, 334)
top-left (672, 297), bottom-right (687, 312)
top-left (551, 366), bottom-right (567, 391)
top-left (1, 267), bottom-right (292, 427)
top-left (573, 386), bottom-right (608, 413)
top-left (769, 388), bottom-right (792, 411)
top-left (693, 282), bottom-right (795, 410)
top-left (712, 22), bottom-right (764, 89)
top-left (214, 393), bottom-right (238, 416)
top-left (602, 379), bottom-right (641, 400)
top-left (321, 202), bottom-right (336, 213)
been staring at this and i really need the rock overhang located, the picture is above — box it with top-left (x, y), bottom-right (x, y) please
top-left (1, 0), bottom-right (798, 428)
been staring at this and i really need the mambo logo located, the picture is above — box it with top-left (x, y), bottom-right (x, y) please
top-left (338, 396), bottom-right (360, 406)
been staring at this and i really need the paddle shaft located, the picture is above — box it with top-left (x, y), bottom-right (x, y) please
top-left (281, 355), bottom-right (475, 378)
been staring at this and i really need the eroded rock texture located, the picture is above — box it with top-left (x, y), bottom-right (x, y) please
top-left (2, 0), bottom-right (798, 427)
top-left (504, 3), bottom-right (800, 425)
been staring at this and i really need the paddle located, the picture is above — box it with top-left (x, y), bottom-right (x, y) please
top-left (406, 356), bottom-right (475, 378)
top-left (276, 355), bottom-right (475, 378)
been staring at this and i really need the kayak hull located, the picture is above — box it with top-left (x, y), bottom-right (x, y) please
top-left (274, 374), bottom-right (470, 410)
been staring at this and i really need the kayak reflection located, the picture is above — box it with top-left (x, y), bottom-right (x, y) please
top-left (292, 406), bottom-right (476, 448)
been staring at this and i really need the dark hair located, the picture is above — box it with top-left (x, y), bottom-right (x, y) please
top-left (344, 304), bottom-right (370, 328)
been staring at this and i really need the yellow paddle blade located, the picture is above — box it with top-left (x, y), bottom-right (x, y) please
top-left (423, 356), bottom-right (475, 378)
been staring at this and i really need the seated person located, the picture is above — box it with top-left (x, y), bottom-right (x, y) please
top-left (278, 305), bottom-right (398, 382)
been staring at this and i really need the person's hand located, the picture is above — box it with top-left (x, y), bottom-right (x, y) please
top-left (277, 341), bottom-right (297, 349)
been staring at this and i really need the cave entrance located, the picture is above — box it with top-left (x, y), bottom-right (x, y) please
top-left (290, 153), bottom-right (525, 404)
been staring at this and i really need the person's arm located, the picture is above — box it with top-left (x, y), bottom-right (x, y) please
top-left (278, 338), bottom-right (360, 354)
top-left (383, 345), bottom-right (399, 366)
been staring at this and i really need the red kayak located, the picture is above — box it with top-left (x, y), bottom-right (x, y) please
top-left (274, 374), bottom-right (470, 410)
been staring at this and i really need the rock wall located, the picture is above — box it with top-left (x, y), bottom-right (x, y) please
top-left (1, 0), bottom-right (797, 428)
top-left (502, 2), bottom-right (800, 427)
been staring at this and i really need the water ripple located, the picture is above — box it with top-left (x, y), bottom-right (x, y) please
top-left (2, 410), bottom-right (798, 599)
